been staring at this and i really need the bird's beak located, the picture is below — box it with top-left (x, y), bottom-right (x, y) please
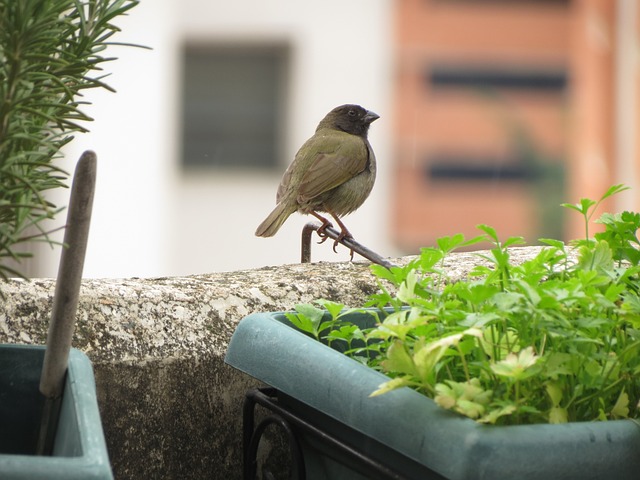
top-left (364, 110), bottom-right (380, 124)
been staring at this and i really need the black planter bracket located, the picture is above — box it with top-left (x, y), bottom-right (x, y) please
top-left (242, 387), bottom-right (441, 480)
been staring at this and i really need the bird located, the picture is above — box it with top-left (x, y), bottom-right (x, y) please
top-left (255, 104), bottom-right (379, 247)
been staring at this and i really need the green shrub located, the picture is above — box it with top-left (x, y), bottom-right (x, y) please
top-left (289, 185), bottom-right (640, 425)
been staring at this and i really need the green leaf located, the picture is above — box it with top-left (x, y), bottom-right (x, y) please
top-left (515, 279), bottom-right (541, 306)
top-left (435, 379), bottom-right (493, 420)
top-left (548, 406), bottom-right (569, 424)
top-left (436, 233), bottom-right (486, 254)
top-left (434, 383), bottom-right (457, 410)
top-left (284, 312), bottom-right (315, 335)
top-left (544, 353), bottom-right (577, 378)
top-left (577, 241), bottom-right (614, 273)
top-left (545, 381), bottom-right (563, 406)
top-left (413, 335), bottom-right (461, 381)
top-left (503, 236), bottom-right (526, 248)
top-left (561, 198), bottom-right (596, 215)
top-left (539, 238), bottom-right (566, 250)
top-left (490, 347), bottom-right (540, 381)
top-left (479, 404), bottom-right (517, 424)
top-left (453, 283), bottom-right (500, 305)
top-left (370, 377), bottom-right (412, 397)
top-left (611, 390), bottom-right (630, 419)
top-left (601, 184), bottom-right (630, 201)
top-left (381, 340), bottom-right (417, 376)
top-left (477, 224), bottom-right (498, 243)
top-left (491, 291), bottom-right (524, 310)
top-left (367, 311), bottom-right (413, 341)
top-left (286, 303), bottom-right (327, 337)
top-left (315, 299), bottom-right (344, 319)
top-left (326, 324), bottom-right (361, 342)
top-left (294, 303), bottom-right (325, 325)
top-left (370, 263), bottom-right (407, 286)
top-left (456, 399), bottom-right (486, 419)
top-left (480, 327), bottom-right (519, 360)
top-left (397, 269), bottom-right (419, 303)
top-left (419, 247), bottom-right (445, 274)
top-left (459, 312), bottom-right (499, 328)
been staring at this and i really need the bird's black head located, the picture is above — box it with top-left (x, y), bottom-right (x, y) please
top-left (318, 104), bottom-right (380, 137)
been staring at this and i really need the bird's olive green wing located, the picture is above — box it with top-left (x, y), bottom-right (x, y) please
top-left (296, 131), bottom-right (369, 202)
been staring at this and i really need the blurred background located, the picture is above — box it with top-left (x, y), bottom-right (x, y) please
top-left (22, 0), bottom-right (640, 278)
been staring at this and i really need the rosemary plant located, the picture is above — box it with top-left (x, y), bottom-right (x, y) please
top-left (0, 0), bottom-right (139, 279)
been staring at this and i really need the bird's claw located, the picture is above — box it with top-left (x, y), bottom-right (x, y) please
top-left (315, 220), bottom-right (354, 257)
top-left (331, 230), bottom-right (352, 254)
top-left (316, 222), bottom-right (332, 244)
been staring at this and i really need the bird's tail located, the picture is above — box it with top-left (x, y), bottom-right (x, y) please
top-left (255, 201), bottom-right (297, 237)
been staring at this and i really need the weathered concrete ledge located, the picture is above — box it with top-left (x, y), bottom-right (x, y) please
top-left (0, 248), bottom-right (544, 479)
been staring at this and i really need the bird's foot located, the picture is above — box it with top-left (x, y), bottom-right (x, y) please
top-left (311, 211), bottom-right (355, 256)
top-left (315, 220), bottom-right (333, 244)
top-left (332, 229), bottom-right (353, 254)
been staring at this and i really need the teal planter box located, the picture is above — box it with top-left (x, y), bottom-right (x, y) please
top-left (226, 311), bottom-right (640, 480)
top-left (0, 345), bottom-right (112, 480)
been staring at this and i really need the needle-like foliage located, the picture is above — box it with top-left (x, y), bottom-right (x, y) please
top-left (0, 0), bottom-right (139, 279)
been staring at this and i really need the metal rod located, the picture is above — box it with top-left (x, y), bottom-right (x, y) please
top-left (301, 222), bottom-right (316, 264)
top-left (246, 414), bottom-right (306, 480)
top-left (301, 222), bottom-right (395, 269)
top-left (37, 151), bottom-right (97, 455)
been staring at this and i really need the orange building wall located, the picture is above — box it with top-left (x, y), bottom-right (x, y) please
top-left (390, 0), bottom-right (636, 252)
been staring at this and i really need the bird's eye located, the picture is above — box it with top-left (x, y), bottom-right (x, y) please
top-left (348, 109), bottom-right (356, 117)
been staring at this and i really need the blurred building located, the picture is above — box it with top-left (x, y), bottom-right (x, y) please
top-left (21, 0), bottom-right (640, 278)
top-left (392, 0), bottom-right (639, 251)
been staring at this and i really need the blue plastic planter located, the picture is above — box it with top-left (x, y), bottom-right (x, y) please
top-left (226, 311), bottom-right (640, 480)
top-left (0, 344), bottom-right (112, 480)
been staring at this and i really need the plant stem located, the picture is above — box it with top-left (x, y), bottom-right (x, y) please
top-left (457, 345), bottom-right (471, 382)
